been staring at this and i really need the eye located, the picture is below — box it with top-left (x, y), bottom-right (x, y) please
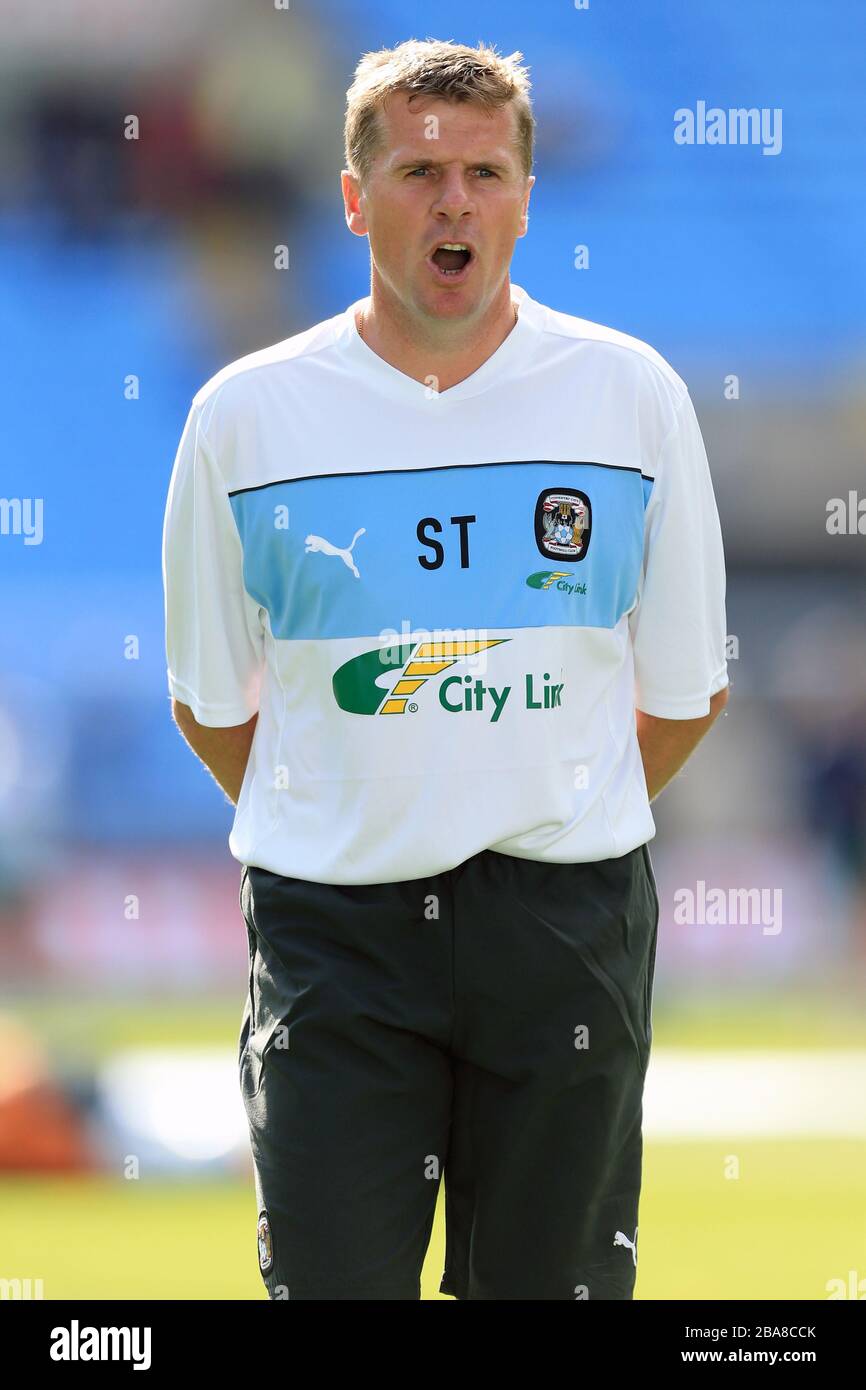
top-left (407, 167), bottom-right (430, 177)
top-left (476, 167), bottom-right (498, 178)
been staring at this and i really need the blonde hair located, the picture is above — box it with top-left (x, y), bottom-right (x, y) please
top-left (345, 38), bottom-right (535, 185)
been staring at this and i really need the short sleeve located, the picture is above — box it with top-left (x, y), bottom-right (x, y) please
top-left (629, 392), bottom-right (729, 718)
top-left (162, 402), bottom-right (265, 725)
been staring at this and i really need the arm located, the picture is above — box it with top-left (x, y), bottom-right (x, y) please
top-left (636, 684), bottom-right (729, 802)
top-left (172, 699), bottom-right (258, 806)
top-left (162, 400), bottom-right (266, 808)
top-left (629, 389), bottom-right (729, 801)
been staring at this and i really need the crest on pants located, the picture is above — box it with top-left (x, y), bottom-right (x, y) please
top-left (257, 1211), bottom-right (274, 1274)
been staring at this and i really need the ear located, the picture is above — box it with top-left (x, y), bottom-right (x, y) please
top-left (341, 170), bottom-right (369, 239)
top-left (517, 174), bottom-right (535, 239)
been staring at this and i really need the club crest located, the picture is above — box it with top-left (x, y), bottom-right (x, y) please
top-left (257, 1211), bottom-right (274, 1274)
top-left (534, 487), bottom-right (592, 562)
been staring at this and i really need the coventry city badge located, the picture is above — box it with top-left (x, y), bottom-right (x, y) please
top-left (257, 1211), bottom-right (274, 1275)
top-left (534, 487), bottom-right (592, 561)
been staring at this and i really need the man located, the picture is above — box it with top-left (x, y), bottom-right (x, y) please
top-left (162, 38), bottom-right (729, 1301)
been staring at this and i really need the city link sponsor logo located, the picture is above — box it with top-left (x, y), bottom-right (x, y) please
top-left (526, 570), bottom-right (587, 596)
top-left (332, 638), bottom-right (564, 721)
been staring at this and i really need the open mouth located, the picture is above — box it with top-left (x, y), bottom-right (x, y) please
top-left (429, 242), bottom-right (474, 277)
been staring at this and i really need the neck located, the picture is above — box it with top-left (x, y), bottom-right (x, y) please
top-left (356, 280), bottom-right (519, 393)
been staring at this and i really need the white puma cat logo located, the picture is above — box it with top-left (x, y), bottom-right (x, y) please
top-left (613, 1226), bottom-right (638, 1266)
top-left (304, 527), bottom-right (366, 579)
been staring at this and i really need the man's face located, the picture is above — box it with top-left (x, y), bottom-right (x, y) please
top-left (343, 91), bottom-right (534, 327)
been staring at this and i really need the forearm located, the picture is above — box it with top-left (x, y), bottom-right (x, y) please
top-left (636, 686), bottom-right (729, 801)
top-left (172, 702), bottom-right (258, 805)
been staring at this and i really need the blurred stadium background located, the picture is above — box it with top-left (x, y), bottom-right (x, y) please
top-left (1, 0), bottom-right (865, 1300)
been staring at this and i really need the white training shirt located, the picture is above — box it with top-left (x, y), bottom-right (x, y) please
top-left (162, 283), bottom-right (728, 885)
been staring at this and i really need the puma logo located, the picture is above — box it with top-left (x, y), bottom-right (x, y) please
top-left (304, 527), bottom-right (366, 579)
top-left (613, 1226), bottom-right (638, 1266)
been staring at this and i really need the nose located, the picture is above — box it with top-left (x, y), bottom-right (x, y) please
top-left (432, 166), bottom-right (474, 220)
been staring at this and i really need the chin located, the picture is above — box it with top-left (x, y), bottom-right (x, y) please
top-left (418, 287), bottom-right (480, 322)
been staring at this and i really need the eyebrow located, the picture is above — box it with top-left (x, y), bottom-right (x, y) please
top-left (391, 157), bottom-right (512, 174)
